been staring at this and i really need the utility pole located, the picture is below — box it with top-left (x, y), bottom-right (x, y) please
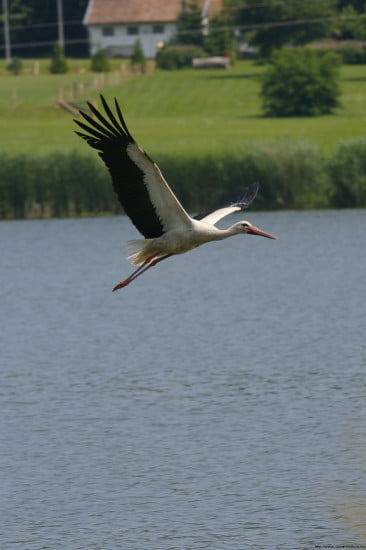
top-left (57, 0), bottom-right (65, 53)
top-left (2, 0), bottom-right (11, 62)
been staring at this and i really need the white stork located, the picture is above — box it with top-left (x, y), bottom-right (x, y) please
top-left (74, 95), bottom-right (276, 291)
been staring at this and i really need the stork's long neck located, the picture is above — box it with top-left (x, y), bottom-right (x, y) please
top-left (192, 220), bottom-right (241, 246)
top-left (213, 224), bottom-right (241, 240)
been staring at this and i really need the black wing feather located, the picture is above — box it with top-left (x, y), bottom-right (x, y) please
top-left (100, 96), bottom-right (129, 137)
top-left (74, 95), bottom-right (164, 239)
top-left (75, 119), bottom-right (111, 141)
top-left (194, 182), bottom-right (260, 220)
top-left (113, 98), bottom-right (134, 139)
top-left (86, 100), bottom-right (124, 138)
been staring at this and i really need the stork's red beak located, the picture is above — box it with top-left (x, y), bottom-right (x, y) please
top-left (248, 225), bottom-right (277, 239)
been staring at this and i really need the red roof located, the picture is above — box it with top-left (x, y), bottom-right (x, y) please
top-left (84, 0), bottom-right (222, 25)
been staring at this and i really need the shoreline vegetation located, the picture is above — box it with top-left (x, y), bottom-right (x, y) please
top-left (0, 59), bottom-right (366, 218)
top-left (1, 138), bottom-right (365, 219)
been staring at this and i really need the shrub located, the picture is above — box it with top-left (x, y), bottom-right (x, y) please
top-left (6, 57), bottom-right (23, 75)
top-left (160, 142), bottom-right (330, 211)
top-left (90, 48), bottom-right (110, 73)
top-left (0, 153), bottom-right (36, 218)
top-left (49, 42), bottom-right (68, 74)
top-left (328, 138), bottom-right (366, 207)
top-left (0, 152), bottom-right (118, 219)
top-left (261, 48), bottom-right (341, 117)
top-left (336, 46), bottom-right (366, 64)
top-left (130, 39), bottom-right (147, 73)
top-left (3, 141), bottom-right (366, 219)
top-left (156, 45), bottom-right (206, 70)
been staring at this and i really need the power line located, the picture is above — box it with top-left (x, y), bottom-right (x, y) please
top-left (221, 0), bottom-right (345, 13)
top-left (232, 13), bottom-right (366, 32)
top-left (9, 19), bottom-right (82, 31)
top-left (2, 1), bottom-right (363, 33)
top-left (213, 13), bottom-right (366, 34)
top-left (1, 0), bottom-right (363, 32)
top-left (3, 0), bottom-right (353, 32)
top-left (0, 12), bottom-right (365, 52)
top-left (0, 37), bottom-right (88, 51)
top-left (175, 12), bottom-right (366, 35)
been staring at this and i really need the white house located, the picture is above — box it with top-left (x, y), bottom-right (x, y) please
top-left (83, 0), bottom-right (222, 59)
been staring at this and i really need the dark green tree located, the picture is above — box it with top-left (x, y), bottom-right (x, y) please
top-left (227, 0), bottom-right (337, 58)
top-left (176, 0), bottom-right (204, 47)
top-left (49, 42), bottom-right (68, 74)
top-left (261, 48), bottom-right (341, 116)
top-left (337, 0), bottom-right (365, 11)
top-left (90, 49), bottom-right (110, 72)
top-left (130, 39), bottom-right (147, 72)
top-left (204, 14), bottom-right (235, 56)
top-left (331, 4), bottom-right (366, 40)
top-left (6, 57), bottom-right (23, 75)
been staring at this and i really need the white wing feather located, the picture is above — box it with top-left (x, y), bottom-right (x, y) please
top-left (199, 205), bottom-right (242, 226)
top-left (127, 143), bottom-right (193, 232)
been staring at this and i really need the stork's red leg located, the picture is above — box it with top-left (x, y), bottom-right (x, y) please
top-left (112, 255), bottom-right (155, 291)
top-left (112, 253), bottom-right (173, 291)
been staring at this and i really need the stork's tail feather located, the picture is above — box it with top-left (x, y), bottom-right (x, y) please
top-left (126, 238), bottom-right (164, 266)
top-left (125, 239), bottom-right (147, 265)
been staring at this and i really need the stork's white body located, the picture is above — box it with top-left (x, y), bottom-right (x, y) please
top-left (127, 220), bottom-right (233, 265)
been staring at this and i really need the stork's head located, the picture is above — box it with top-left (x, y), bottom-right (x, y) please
top-left (233, 221), bottom-right (277, 239)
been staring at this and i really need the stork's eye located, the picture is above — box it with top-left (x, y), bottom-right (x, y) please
top-left (241, 222), bottom-right (250, 229)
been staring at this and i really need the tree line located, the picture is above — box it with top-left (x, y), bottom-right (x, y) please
top-left (0, 0), bottom-right (89, 58)
top-left (1, 139), bottom-right (366, 220)
top-left (1, 0), bottom-right (366, 59)
top-left (226, 0), bottom-right (366, 58)
top-left (174, 0), bottom-right (366, 59)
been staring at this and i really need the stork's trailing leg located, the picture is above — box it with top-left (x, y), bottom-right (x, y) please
top-left (112, 254), bottom-right (173, 291)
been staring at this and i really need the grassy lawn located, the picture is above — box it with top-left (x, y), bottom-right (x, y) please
top-left (0, 59), bottom-right (366, 157)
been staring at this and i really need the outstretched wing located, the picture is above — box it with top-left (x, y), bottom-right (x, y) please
top-left (74, 95), bottom-right (192, 239)
top-left (194, 182), bottom-right (259, 226)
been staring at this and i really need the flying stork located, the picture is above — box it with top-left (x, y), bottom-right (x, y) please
top-left (74, 95), bottom-right (276, 291)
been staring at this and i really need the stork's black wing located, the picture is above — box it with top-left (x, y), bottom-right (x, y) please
top-left (75, 96), bottom-right (179, 238)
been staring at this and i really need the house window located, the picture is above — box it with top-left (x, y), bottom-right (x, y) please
top-left (127, 26), bottom-right (139, 35)
top-left (102, 27), bottom-right (114, 36)
top-left (153, 24), bottom-right (164, 34)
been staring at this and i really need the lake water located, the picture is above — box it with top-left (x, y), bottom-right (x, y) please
top-left (1, 210), bottom-right (366, 550)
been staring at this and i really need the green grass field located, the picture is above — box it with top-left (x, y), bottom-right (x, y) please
top-left (0, 59), bottom-right (366, 158)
